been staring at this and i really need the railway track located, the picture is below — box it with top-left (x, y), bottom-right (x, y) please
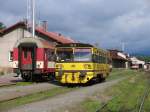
top-left (96, 72), bottom-right (150, 112)
top-left (136, 73), bottom-right (150, 112)
top-left (0, 78), bottom-right (17, 87)
top-left (95, 89), bottom-right (150, 112)
top-left (95, 96), bottom-right (118, 112)
top-left (137, 87), bottom-right (150, 112)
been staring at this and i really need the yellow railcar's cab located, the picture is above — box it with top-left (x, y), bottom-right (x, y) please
top-left (55, 43), bottom-right (111, 84)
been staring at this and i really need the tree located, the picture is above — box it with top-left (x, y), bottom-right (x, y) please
top-left (0, 22), bottom-right (6, 30)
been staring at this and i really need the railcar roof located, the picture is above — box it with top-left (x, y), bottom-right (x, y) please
top-left (14, 37), bottom-right (54, 49)
top-left (56, 43), bottom-right (108, 53)
top-left (56, 43), bottom-right (93, 47)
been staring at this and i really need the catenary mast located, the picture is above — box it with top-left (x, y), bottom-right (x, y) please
top-left (27, 0), bottom-right (35, 37)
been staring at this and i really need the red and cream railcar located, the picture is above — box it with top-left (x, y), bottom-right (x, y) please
top-left (13, 37), bottom-right (55, 81)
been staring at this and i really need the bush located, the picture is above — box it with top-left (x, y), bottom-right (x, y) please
top-left (0, 71), bottom-right (4, 76)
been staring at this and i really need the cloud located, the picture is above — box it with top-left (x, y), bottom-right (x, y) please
top-left (0, 0), bottom-right (150, 55)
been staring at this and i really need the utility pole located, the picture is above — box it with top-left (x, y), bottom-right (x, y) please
top-left (122, 42), bottom-right (125, 52)
top-left (27, 0), bottom-right (35, 37)
top-left (32, 0), bottom-right (35, 37)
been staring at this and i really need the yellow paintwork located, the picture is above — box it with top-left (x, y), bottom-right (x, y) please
top-left (55, 47), bottom-right (111, 84)
top-left (55, 62), bottom-right (110, 84)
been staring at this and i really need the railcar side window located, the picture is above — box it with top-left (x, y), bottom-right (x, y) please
top-left (9, 51), bottom-right (13, 62)
top-left (47, 51), bottom-right (55, 61)
top-left (92, 54), bottom-right (96, 62)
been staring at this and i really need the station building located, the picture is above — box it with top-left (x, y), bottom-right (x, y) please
top-left (108, 49), bottom-right (130, 69)
top-left (0, 21), bottom-right (75, 73)
top-left (130, 57), bottom-right (145, 69)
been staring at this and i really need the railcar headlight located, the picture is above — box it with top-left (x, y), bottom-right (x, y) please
top-left (56, 64), bottom-right (64, 69)
top-left (71, 64), bottom-right (76, 68)
top-left (80, 71), bottom-right (86, 78)
top-left (84, 64), bottom-right (92, 69)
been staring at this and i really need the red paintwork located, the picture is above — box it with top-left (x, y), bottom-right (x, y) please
top-left (44, 49), bottom-right (48, 69)
top-left (47, 68), bottom-right (55, 72)
top-left (36, 48), bottom-right (44, 61)
top-left (13, 48), bottom-right (18, 61)
top-left (21, 48), bottom-right (32, 65)
top-left (13, 39), bottom-right (56, 75)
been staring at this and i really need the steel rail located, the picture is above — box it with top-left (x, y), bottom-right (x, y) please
top-left (138, 88), bottom-right (150, 112)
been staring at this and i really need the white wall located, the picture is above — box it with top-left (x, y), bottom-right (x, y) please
top-left (0, 27), bottom-right (56, 68)
top-left (0, 28), bottom-right (24, 67)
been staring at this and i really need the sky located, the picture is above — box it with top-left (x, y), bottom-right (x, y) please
top-left (0, 0), bottom-right (150, 55)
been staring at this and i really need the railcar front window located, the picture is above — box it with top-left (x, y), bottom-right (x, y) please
top-left (74, 49), bottom-right (91, 61)
top-left (57, 49), bottom-right (73, 62)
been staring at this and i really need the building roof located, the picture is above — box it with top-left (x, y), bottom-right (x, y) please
top-left (0, 21), bottom-right (76, 44)
top-left (108, 49), bottom-right (128, 61)
top-left (36, 28), bottom-right (75, 44)
top-left (130, 57), bottom-right (145, 65)
top-left (0, 30), bottom-right (2, 35)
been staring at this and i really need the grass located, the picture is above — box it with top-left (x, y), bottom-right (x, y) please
top-left (101, 72), bottom-right (148, 111)
top-left (68, 69), bottom-right (149, 112)
top-left (61, 98), bottom-right (101, 112)
top-left (0, 69), bottom-right (144, 112)
top-left (15, 81), bottom-right (33, 86)
top-left (107, 68), bottom-right (138, 81)
top-left (0, 87), bottom-right (75, 111)
top-left (0, 81), bottom-right (34, 89)
top-left (103, 71), bottom-right (148, 111)
top-left (81, 99), bottom-right (101, 112)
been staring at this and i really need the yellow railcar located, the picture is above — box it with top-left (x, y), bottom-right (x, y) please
top-left (55, 43), bottom-right (111, 84)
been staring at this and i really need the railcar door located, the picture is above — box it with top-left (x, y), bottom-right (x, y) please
top-left (20, 47), bottom-right (34, 70)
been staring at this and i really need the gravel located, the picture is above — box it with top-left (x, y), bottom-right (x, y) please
top-left (0, 82), bottom-right (60, 102)
top-left (7, 78), bottom-right (125, 112)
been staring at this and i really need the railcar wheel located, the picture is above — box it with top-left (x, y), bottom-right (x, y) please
top-left (97, 74), bottom-right (105, 83)
top-left (21, 72), bottom-right (36, 82)
top-left (21, 72), bottom-right (31, 82)
top-left (48, 72), bottom-right (55, 81)
top-left (101, 77), bottom-right (106, 82)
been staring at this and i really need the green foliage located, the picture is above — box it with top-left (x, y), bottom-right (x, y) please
top-left (0, 71), bottom-right (4, 76)
top-left (0, 22), bottom-right (6, 30)
top-left (137, 56), bottom-right (150, 62)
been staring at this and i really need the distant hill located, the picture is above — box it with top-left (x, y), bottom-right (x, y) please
top-left (136, 56), bottom-right (150, 62)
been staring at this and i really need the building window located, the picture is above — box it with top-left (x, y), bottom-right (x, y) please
top-left (9, 51), bottom-right (13, 62)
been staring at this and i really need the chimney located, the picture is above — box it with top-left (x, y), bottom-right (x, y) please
top-left (42, 21), bottom-right (48, 31)
top-left (58, 33), bottom-right (61, 36)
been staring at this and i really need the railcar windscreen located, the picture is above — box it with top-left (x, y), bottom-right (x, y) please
top-left (74, 48), bottom-right (91, 61)
top-left (57, 48), bottom-right (73, 62)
